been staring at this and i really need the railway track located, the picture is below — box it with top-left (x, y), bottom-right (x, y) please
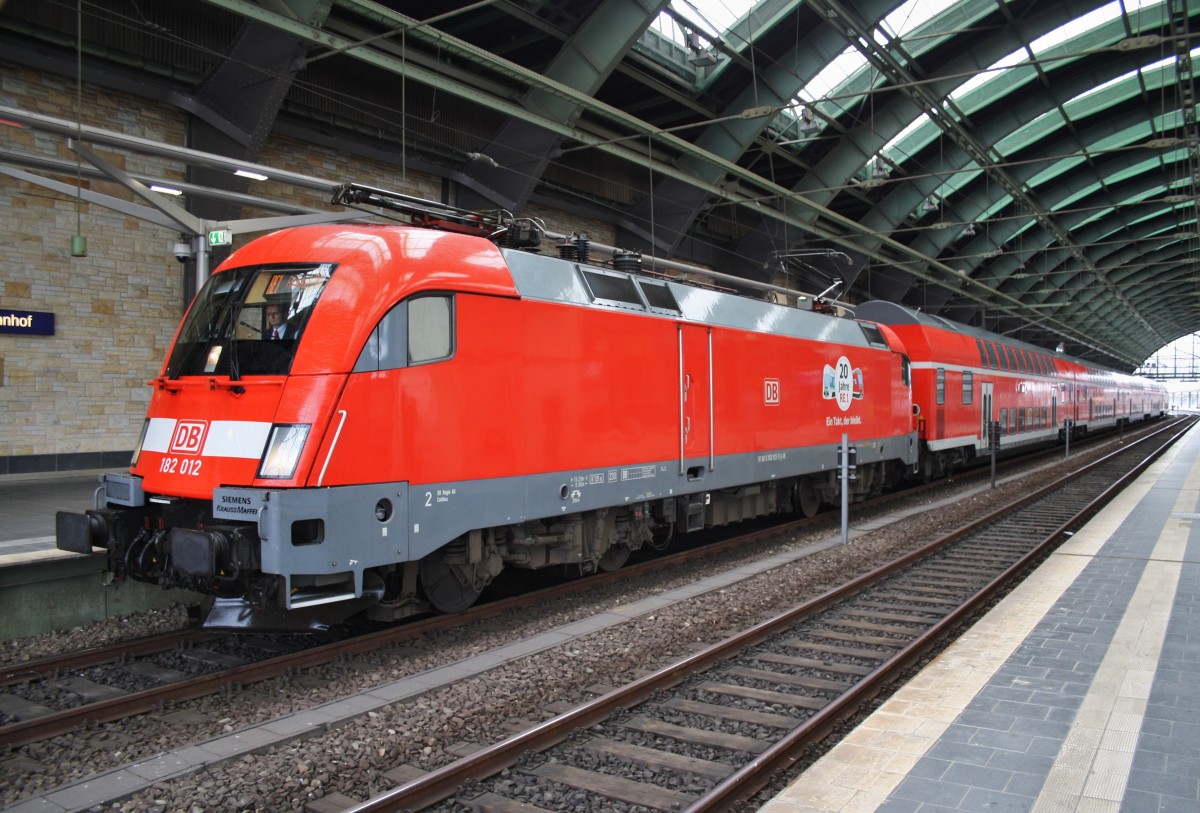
top-left (0, 419), bottom-right (1175, 752)
top-left (329, 417), bottom-right (1192, 813)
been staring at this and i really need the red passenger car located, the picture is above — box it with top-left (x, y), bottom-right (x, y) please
top-left (856, 301), bottom-right (1167, 480)
top-left (58, 187), bottom-right (919, 630)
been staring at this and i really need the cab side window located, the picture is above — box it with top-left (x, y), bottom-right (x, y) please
top-left (409, 295), bottom-right (453, 364)
top-left (354, 293), bottom-right (454, 372)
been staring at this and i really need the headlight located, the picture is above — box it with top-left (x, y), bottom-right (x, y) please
top-left (130, 419), bottom-right (150, 468)
top-left (257, 424), bottom-right (310, 479)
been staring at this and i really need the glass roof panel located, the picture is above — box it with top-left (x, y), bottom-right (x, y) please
top-left (656, 0), bottom-right (739, 44)
top-left (1052, 179), bottom-right (1103, 212)
top-left (1073, 186), bottom-right (1167, 230)
top-left (803, 44), bottom-right (870, 110)
top-left (802, 0), bottom-right (1011, 131)
top-left (948, 49), bottom-right (1031, 104)
top-left (1074, 204), bottom-right (1118, 230)
top-left (990, 49), bottom-right (1189, 159)
top-left (878, 0), bottom-right (946, 41)
top-left (937, 164), bottom-right (984, 198)
top-left (893, 1), bottom-right (1170, 166)
top-left (1028, 156), bottom-right (1089, 190)
top-left (992, 109), bottom-right (1059, 157)
top-left (1109, 153), bottom-right (1185, 186)
top-left (981, 194), bottom-right (1015, 221)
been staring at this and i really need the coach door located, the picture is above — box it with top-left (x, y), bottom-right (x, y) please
top-left (980, 382), bottom-right (993, 449)
top-left (679, 324), bottom-right (713, 478)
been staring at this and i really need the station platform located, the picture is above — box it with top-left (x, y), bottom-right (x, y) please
top-left (0, 473), bottom-right (101, 561)
top-left (0, 473), bottom-right (188, 639)
top-left (760, 423), bottom-right (1200, 813)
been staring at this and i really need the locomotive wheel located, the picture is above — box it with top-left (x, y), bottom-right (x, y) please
top-left (418, 553), bottom-right (483, 614)
top-left (797, 478), bottom-right (820, 518)
top-left (597, 544), bottom-right (631, 572)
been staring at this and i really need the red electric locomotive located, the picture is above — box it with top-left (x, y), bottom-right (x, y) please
top-left (856, 301), bottom-right (1168, 480)
top-left (57, 185), bottom-right (919, 631)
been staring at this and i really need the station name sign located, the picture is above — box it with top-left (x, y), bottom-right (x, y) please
top-left (0, 309), bottom-right (55, 336)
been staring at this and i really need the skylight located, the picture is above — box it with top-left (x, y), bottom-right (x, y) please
top-left (800, 0), bottom-right (947, 110)
top-left (888, 0), bottom-right (1171, 168)
top-left (654, 0), bottom-right (738, 46)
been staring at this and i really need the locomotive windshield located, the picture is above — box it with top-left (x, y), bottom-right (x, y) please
top-left (165, 263), bottom-right (334, 378)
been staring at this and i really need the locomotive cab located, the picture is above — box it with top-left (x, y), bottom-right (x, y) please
top-left (56, 262), bottom-right (371, 629)
top-left (167, 263), bottom-right (329, 382)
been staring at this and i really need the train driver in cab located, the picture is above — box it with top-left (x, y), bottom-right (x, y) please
top-left (263, 300), bottom-right (300, 341)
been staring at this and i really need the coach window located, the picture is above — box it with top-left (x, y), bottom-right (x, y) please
top-left (999, 408), bottom-right (1008, 434)
top-left (1017, 407), bottom-right (1025, 433)
top-left (976, 339), bottom-right (988, 368)
top-left (1004, 345), bottom-right (1018, 371)
top-left (936, 368), bottom-right (946, 405)
top-left (984, 341), bottom-right (998, 368)
top-left (962, 371), bottom-right (973, 404)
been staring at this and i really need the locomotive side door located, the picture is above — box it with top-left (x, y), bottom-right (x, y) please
top-left (678, 323), bottom-right (713, 478)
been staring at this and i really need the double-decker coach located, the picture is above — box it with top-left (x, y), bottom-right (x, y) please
top-left (856, 300), bottom-right (1167, 481)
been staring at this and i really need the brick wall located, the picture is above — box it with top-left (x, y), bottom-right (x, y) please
top-left (0, 63), bottom-right (444, 475)
top-left (0, 64), bottom-right (188, 474)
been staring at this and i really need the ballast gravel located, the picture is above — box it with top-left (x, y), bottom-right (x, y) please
top-left (0, 439), bottom-right (1136, 812)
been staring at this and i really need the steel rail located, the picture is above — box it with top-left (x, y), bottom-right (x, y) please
top-left (685, 417), bottom-right (1195, 812)
top-left (0, 629), bottom-right (215, 687)
top-left (1, 418), bottom-right (1180, 749)
top-left (339, 416), bottom-right (1193, 813)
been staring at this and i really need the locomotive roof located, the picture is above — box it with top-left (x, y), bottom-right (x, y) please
top-left (502, 247), bottom-right (894, 352)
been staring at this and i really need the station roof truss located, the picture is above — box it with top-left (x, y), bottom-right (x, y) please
top-left (3, 0), bottom-right (1200, 372)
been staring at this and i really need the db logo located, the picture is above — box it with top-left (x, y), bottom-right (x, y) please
top-left (169, 420), bottom-right (209, 455)
top-left (764, 378), bottom-right (781, 405)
